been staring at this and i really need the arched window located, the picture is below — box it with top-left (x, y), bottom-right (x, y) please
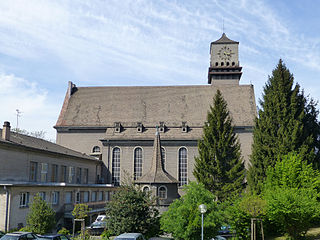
top-left (158, 186), bottom-right (167, 199)
top-left (143, 186), bottom-right (150, 193)
top-left (161, 147), bottom-right (166, 170)
top-left (92, 146), bottom-right (100, 153)
top-left (134, 147), bottom-right (143, 180)
top-left (179, 147), bottom-right (187, 187)
top-left (112, 147), bottom-right (120, 186)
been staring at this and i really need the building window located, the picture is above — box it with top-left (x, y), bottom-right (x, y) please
top-left (84, 168), bottom-right (89, 184)
top-left (75, 192), bottom-right (80, 203)
top-left (51, 164), bottom-right (58, 182)
top-left (134, 147), bottom-right (143, 180)
top-left (158, 186), bottom-right (167, 199)
top-left (143, 186), bottom-right (150, 193)
top-left (98, 191), bottom-right (103, 201)
top-left (92, 146), bottom-right (100, 153)
top-left (52, 192), bottom-right (59, 205)
top-left (40, 163), bottom-right (48, 182)
top-left (179, 147), bottom-right (188, 187)
top-left (29, 161), bottom-right (38, 182)
top-left (105, 192), bottom-right (110, 202)
top-left (68, 166), bottom-right (75, 183)
top-left (112, 147), bottom-right (120, 186)
top-left (76, 167), bottom-right (82, 184)
top-left (39, 192), bottom-right (46, 201)
top-left (65, 191), bottom-right (72, 204)
top-left (161, 147), bottom-right (166, 170)
top-left (91, 191), bottom-right (97, 202)
top-left (61, 166), bottom-right (67, 182)
top-left (20, 192), bottom-right (29, 207)
top-left (83, 191), bottom-right (89, 203)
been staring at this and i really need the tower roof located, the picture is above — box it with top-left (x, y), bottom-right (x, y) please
top-left (135, 129), bottom-right (178, 184)
top-left (211, 33), bottom-right (239, 44)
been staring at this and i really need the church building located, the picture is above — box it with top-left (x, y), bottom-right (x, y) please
top-left (54, 33), bottom-right (257, 206)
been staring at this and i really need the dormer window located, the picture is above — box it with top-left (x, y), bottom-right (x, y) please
top-left (159, 122), bottom-right (166, 133)
top-left (114, 122), bottom-right (122, 133)
top-left (181, 122), bottom-right (188, 133)
top-left (137, 122), bottom-right (143, 133)
top-left (92, 146), bottom-right (101, 153)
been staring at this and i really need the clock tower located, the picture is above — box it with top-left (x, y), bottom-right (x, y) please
top-left (208, 33), bottom-right (242, 85)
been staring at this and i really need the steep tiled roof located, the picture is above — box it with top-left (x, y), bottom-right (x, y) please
top-left (55, 84), bottom-right (256, 134)
top-left (135, 130), bottom-right (178, 184)
top-left (0, 129), bottom-right (98, 161)
top-left (212, 33), bottom-right (239, 44)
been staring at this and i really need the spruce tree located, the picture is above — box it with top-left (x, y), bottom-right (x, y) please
top-left (247, 59), bottom-right (320, 193)
top-left (193, 89), bottom-right (245, 201)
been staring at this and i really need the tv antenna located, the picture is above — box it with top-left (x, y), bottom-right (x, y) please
top-left (16, 109), bottom-right (22, 129)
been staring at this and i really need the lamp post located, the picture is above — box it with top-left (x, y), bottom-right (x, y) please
top-left (199, 204), bottom-right (207, 240)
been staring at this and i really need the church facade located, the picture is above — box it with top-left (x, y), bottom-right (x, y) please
top-left (54, 33), bottom-right (256, 202)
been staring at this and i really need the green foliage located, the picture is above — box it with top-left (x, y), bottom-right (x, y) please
top-left (25, 194), bottom-right (56, 234)
top-left (263, 153), bottom-right (320, 239)
top-left (57, 227), bottom-right (70, 235)
top-left (193, 89), bottom-right (245, 201)
top-left (248, 59), bottom-right (320, 193)
top-left (239, 194), bottom-right (266, 218)
top-left (100, 229), bottom-right (112, 240)
top-left (224, 198), bottom-right (251, 240)
top-left (160, 182), bottom-right (222, 240)
top-left (105, 184), bottom-right (160, 239)
top-left (72, 204), bottom-right (90, 219)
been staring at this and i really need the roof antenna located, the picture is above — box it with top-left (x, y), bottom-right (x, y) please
top-left (16, 109), bottom-right (22, 129)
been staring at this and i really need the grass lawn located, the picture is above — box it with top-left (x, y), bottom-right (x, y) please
top-left (267, 226), bottom-right (320, 240)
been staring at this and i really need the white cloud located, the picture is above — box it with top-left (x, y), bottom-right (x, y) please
top-left (0, 72), bottom-right (59, 141)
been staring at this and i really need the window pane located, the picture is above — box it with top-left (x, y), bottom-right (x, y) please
top-left (41, 163), bottom-right (48, 182)
top-left (65, 191), bottom-right (72, 204)
top-left (112, 148), bottom-right (120, 186)
top-left (179, 148), bottom-right (188, 187)
top-left (61, 166), bottom-right (67, 182)
top-left (134, 148), bottom-right (143, 180)
top-left (68, 166), bottom-right (75, 183)
top-left (51, 164), bottom-right (58, 182)
top-left (29, 162), bottom-right (38, 182)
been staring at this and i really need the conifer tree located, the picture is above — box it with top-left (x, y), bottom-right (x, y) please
top-left (247, 59), bottom-right (320, 193)
top-left (193, 90), bottom-right (245, 201)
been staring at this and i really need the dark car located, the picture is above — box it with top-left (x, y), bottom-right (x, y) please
top-left (36, 234), bottom-right (70, 240)
top-left (114, 233), bottom-right (146, 240)
top-left (86, 221), bottom-right (106, 236)
top-left (0, 231), bottom-right (5, 238)
top-left (0, 232), bottom-right (38, 240)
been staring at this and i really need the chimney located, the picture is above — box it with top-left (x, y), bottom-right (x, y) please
top-left (2, 121), bottom-right (11, 141)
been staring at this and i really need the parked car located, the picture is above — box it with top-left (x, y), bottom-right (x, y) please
top-left (114, 233), bottom-right (146, 240)
top-left (211, 236), bottom-right (227, 240)
top-left (36, 234), bottom-right (71, 240)
top-left (0, 231), bottom-right (5, 238)
top-left (0, 232), bottom-right (38, 240)
top-left (86, 221), bottom-right (106, 236)
top-left (93, 215), bottom-right (107, 223)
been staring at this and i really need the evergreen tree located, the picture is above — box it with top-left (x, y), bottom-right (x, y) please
top-left (26, 194), bottom-right (56, 234)
top-left (247, 59), bottom-right (320, 193)
top-left (193, 89), bottom-right (245, 201)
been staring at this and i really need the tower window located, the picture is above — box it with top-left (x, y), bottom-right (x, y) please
top-left (232, 62), bottom-right (235, 66)
top-left (221, 62), bottom-right (224, 66)
top-left (179, 147), bottom-right (188, 187)
top-left (161, 147), bottom-right (166, 170)
top-left (215, 62), bottom-right (218, 66)
top-left (226, 62), bottom-right (230, 66)
top-left (112, 147), bottom-right (120, 186)
top-left (134, 147), bottom-right (143, 180)
top-left (143, 186), bottom-right (150, 193)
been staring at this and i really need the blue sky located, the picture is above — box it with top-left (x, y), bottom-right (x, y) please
top-left (1, 0), bottom-right (320, 141)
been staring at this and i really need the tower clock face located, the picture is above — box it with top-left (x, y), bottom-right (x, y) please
top-left (217, 46), bottom-right (234, 61)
